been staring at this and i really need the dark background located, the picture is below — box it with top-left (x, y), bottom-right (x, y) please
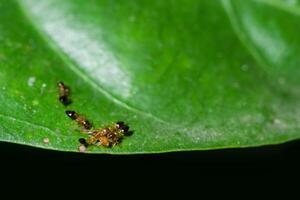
top-left (1, 140), bottom-right (299, 177)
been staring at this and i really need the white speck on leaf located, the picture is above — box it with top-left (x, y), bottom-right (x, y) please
top-left (27, 76), bottom-right (36, 87)
top-left (43, 137), bottom-right (50, 144)
top-left (79, 145), bottom-right (87, 152)
top-left (32, 100), bottom-right (39, 106)
top-left (40, 83), bottom-right (47, 94)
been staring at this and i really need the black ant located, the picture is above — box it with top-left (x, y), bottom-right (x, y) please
top-left (65, 110), bottom-right (92, 130)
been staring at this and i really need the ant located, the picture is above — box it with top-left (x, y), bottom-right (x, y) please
top-left (79, 121), bottom-right (131, 148)
top-left (59, 82), bottom-right (133, 151)
top-left (57, 81), bottom-right (72, 106)
top-left (66, 110), bottom-right (92, 130)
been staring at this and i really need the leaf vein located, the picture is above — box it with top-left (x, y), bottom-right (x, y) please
top-left (255, 0), bottom-right (300, 17)
top-left (0, 113), bottom-right (57, 135)
top-left (221, 0), bottom-right (272, 73)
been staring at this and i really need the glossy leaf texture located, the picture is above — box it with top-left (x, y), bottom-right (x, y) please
top-left (0, 0), bottom-right (299, 154)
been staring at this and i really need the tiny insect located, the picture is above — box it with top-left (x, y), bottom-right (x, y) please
top-left (79, 144), bottom-right (87, 153)
top-left (79, 121), bottom-right (131, 148)
top-left (57, 81), bottom-right (71, 106)
top-left (66, 110), bottom-right (92, 130)
top-left (43, 137), bottom-right (50, 144)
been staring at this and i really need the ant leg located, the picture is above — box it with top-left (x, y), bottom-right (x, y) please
top-left (81, 129), bottom-right (93, 135)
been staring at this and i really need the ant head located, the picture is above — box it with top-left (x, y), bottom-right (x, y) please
top-left (65, 110), bottom-right (76, 119)
top-left (79, 138), bottom-right (89, 147)
top-left (57, 81), bottom-right (64, 87)
top-left (116, 121), bottom-right (124, 126)
top-left (116, 121), bottom-right (129, 133)
top-left (79, 138), bottom-right (87, 144)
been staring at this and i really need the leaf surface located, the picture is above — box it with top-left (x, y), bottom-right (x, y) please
top-left (0, 0), bottom-right (299, 153)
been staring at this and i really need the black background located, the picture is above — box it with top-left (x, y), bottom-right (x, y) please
top-left (1, 139), bottom-right (299, 177)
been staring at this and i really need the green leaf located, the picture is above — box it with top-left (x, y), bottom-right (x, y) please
top-left (0, 0), bottom-right (299, 154)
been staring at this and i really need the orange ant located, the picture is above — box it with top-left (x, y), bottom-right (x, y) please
top-left (57, 81), bottom-right (71, 106)
top-left (66, 110), bottom-right (92, 130)
top-left (79, 121), bottom-right (131, 148)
